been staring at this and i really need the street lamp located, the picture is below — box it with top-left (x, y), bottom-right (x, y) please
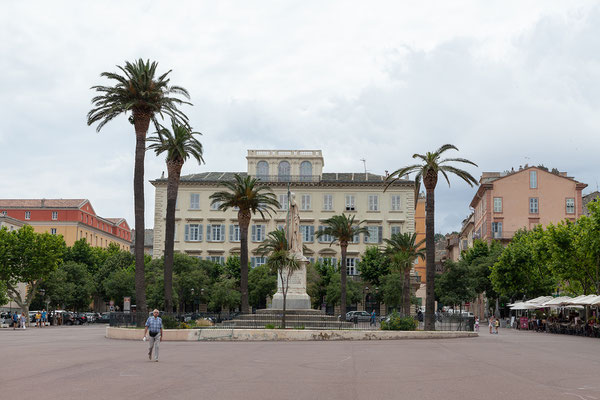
top-left (363, 286), bottom-right (369, 313)
top-left (191, 288), bottom-right (195, 313)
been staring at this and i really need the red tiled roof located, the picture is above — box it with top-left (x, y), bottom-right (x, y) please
top-left (0, 199), bottom-right (87, 208)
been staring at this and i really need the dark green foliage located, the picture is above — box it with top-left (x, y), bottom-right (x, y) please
top-left (209, 277), bottom-right (241, 312)
top-left (162, 315), bottom-right (179, 329)
top-left (248, 264), bottom-right (277, 309)
top-left (357, 246), bottom-right (391, 287)
top-left (381, 272), bottom-right (404, 312)
top-left (325, 273), bottom-right (362, 306)
top-left (44, 261), bottom-right (95, 311)
top-left (381, 312), bottom-right (417, 331)
top-left (435, 260), bottom-right (476, 307)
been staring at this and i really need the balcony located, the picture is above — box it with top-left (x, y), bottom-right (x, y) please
top-left (248, 150), bottom-right (322, 157)
top-left (254, 175), bottom-right (321, 183)
top-left (491, 231), bottom-right (516, 240)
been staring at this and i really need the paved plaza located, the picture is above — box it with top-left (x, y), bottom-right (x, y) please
top-left (1, 325), bottom-right (599, 400)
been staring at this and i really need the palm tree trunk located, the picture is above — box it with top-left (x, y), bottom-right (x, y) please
top-left (133, 111), bottom-right (150, 324)
top-left (340, 242), bottom-right (348, 317)
top-left (424, 185), bottom-right (436, 331)
top-left (238, 210), bottom-right (251, 314)
top-left (403, 265), bottom-right (411, 316)
top-left (163, 161), bottom-right (183, 313)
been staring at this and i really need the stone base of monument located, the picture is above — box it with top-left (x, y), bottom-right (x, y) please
top-left (270, 292), bottom-right (311, 310)
top-left (220, 308), bottom-right (354, 329)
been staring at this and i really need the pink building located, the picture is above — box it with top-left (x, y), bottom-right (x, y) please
top-left (469, 167), bottom-right (587, 242)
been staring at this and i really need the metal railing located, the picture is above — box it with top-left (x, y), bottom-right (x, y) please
top-left (254, 175), bottom-right (321, 183)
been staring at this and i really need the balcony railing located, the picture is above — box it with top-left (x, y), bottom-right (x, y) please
top-left (254, 175), bottom-right (321, 183)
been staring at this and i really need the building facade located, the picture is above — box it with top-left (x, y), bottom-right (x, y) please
top-left (469, 166), bottom-right (587, 243)
top-left (152, 150), bottom-right (416, 278)
top-left (0, 199), bottom-right (131, 250)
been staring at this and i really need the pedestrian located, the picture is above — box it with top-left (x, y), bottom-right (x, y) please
top-left (20, 312), bottom-right (27, 329)
top-left (370, 310), bottom-right (376, 326)
top-left (12, 312), bottom-right (19, 330)
top-left (475, 316), bottom-right (480, 332)
top-left (35, 311), bottom-right (41, 327)
top-left (489, 316), bottom-right (494, 334)
top-left (495, 317), bottom-right (500, 334)
top-left (41, 309), bottom-right (47, 327)
top-left (144, 309), bottom-right (163, 362)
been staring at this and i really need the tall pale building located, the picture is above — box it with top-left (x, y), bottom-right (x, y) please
top-left (151, 150), bottom-right (415, 279)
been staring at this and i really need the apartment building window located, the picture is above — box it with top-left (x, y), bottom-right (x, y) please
top-left (229, 225), bottom-right (240, 242)
top-left (257, 161), bottom-right (269, 179)
top-left (323, 194), bottom-right (333, 211)
top-left (52, 211), bottom-right (58, 220)
top-left (530, 171), bottom-right (537, 189)
top-left (50, 228), bottom-right (57, 235)
top-left (210, 201), bottom-right (222, 211)
top-left (207, 224), bottom-right (225, 242)
top-left (461, 239), bottom-right (468, 250)
top-left (391, 195), bottom-right (401, 211)
top-left (300, 225), bottom-right (315, 243)
top-left (184, 224), bottom-right (203, 241)
top-left (529, 198), bottom-right (539, 214)
top-left (301, 194), bottom-right (311, 210)
top-left (25, 211), bottom-right (31, 220)
top-left (566, 198), bottom-right (575, 214)
top-left (494, 197), bottom-right (502, 213)
top-left (251, 224), bottom-right (266, 242)
top-left (208, 256), bottom-right (225, 264)
top-left (278, 161), bottom-right (291, 182)
top-left (390, 225), bottom-right (401, 236)
top-left (190, 193), bottom-right (200, 210)
top-left (279, 194), bottom-right (289, 210)
top-left (318, 226), bottom-right (332, 243)
top-left (346, 258), bottom-right (357, 276)
top-left (351, 229), bottom-right (360, 244)
top-left (368, 195), bottom-right (379, 211)
top-left (174, 224), bottom-right (178, 241)
top-left (300, 161), bottom-right (312, 181)
top-left (345, 195), bottom-right (355, 211)
top-left (491, 222), bottom-right (502, 239)
top-left (318, 257), bottom-right (337, 267)
top-left (250, 257), bottom-right (267, 268)
top-left (365, 226), bottom-right (383, 244)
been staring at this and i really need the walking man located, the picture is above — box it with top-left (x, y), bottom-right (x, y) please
top-left (144, 309), bottom-right (163, 362)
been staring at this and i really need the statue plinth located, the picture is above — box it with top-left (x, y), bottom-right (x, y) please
top-left (270, 252), bottom-right (311, 310)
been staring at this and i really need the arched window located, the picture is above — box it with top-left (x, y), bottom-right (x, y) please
top-left (257, 161), bottom-right (269, 180)
top-left (278, 161), bottom-right (291, 182)
top-left (300, 161), bottom-right (312, 181)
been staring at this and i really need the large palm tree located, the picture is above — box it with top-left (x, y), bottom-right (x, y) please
top-left (147, 119), bottom-right (204, 313)
top-left (87, 59), bottom-right (191, 319)
top-left (258, 229), bottom-right (300, 327)
top-left (385, 144), bottom-right (477, 330)
top-left (317, 214), bottom-right (369, 316)
top-left (383, 232), bottom-right (425, 316)
top-left (210, 175), bottom-right (280, 313)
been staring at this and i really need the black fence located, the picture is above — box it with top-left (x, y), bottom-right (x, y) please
top-left (109, 311), bottom-right (475, 331)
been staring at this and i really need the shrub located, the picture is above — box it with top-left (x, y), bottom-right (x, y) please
top-left (381, 312), bottom-right (417, 331)
top-left (265, 323), bottom-right (275, 329)
top-left (179, 322), bottom-right (190, 329)
top-left (162, 315), bottom-right (178, 329)
top-left (195, 318), bottom-right (214, 327)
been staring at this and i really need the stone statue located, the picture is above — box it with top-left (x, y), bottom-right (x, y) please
top-left (288, 192), bottom-right (302, 254)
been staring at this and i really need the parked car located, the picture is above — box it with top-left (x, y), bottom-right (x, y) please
top-left (346, 311), bottom-right (371, 322)
top-left (95, 313), bottom-right (110, 323)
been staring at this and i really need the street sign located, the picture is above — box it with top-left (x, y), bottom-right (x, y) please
top-left (123, 297), bottom-right (131, 312)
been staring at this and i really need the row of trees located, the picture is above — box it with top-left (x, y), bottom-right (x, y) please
top-left (435, 200), bottom-right (600, 313)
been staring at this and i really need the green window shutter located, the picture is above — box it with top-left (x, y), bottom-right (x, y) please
top-left (184, 224), bottom-right (190, 241)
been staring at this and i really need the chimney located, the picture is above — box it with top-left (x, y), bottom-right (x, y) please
top-left (41, 198), bottom-right (45, 207)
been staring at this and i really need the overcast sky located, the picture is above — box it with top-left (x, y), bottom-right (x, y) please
top-left (2, 1), bottom-right (599, 233)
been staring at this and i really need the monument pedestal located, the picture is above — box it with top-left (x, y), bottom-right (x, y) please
top-left (270, 255), bottom-right (311, 310)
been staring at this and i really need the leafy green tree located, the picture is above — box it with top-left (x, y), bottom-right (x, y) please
top-left (357, 246), bottom-right (391, 287)
top-left (490, 228), bottom-right (556, 299)
top-left (44, 261), bottom-right (95, 311)
top-left (0, 226), bottom-right (65, 317)
top-left (386, 144), bottom-right (477, 330)
top-left (381, 272), bottom-right (404, 312)
top-left (382, 232), bottom-right (425, 316)
top-left (210, 174), bottom-right (279, 313)
top-left (209, 277), bottom-right (241, 312)
top-left (325, 273), bottom-right (362, 309)
top-left (248, 264), bottom-right (277, 310)
top-left (461, 240), bottom-right (502, 307)
top-left (317, 214), bottom-right (369, 316)
top-left (223, 256), bottom-right (241, 284)
top-left (436, 260), bottom-right (476, 310)
top-left (148, 119), bottom-right (204, 312)
top-left (93, 247), bottom-right (135, 306)
top-left (88, 59), bottom-right (191, 318)
top-left (307, 261), bottom-right (337, 309)
top-left (0, 280), bottom-right (8, 307)
top-left (576, 200), bottom-right (600, 294)
top-left (103, 267), bottom-right (135, 310)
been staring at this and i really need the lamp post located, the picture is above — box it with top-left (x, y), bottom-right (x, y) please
top-left (363, 286), bottom-right (369, 313)
top-left (191, 288), bottom-right (195, 313)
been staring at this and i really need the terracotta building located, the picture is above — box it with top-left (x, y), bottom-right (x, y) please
top-left (469, 166), bottom-right (587, 243)
top-left (0, 199), bottom-right (131, 250)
